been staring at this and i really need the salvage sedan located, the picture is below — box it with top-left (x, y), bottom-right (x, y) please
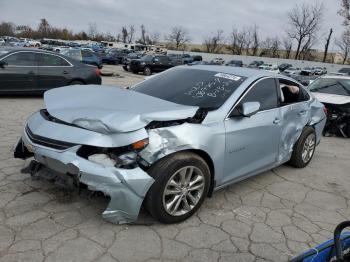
top-left (14, 66), bottom-right (326, 224)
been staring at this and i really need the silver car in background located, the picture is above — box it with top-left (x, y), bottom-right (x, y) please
top-left (14, 66), bottom-right (326, 224)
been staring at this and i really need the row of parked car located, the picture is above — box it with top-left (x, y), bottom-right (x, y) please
top-left (196, 58), bottom-right (329, 76)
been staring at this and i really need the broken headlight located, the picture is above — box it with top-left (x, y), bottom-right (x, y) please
top-left (77, 138), bottom-right (148, 169)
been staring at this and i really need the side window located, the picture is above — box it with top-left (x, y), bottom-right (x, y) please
top-left (278, 79), bottom-right (309, 104)
top-left (37, 53), bottom-right (70, 66)
top-left (240, 78), bottom-right (278, 111)
top-left (158, 56), bottom-right (168, 63)
top-left (2, 52), bottom-right (36, 66)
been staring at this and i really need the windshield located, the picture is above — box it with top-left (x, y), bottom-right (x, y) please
top-left (132, 67), bottom-right (247, 109)
top-left (309, 78), bottom-right (350, 96)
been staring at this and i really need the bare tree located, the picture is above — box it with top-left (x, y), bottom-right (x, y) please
top-left (260, 37), bottom-right (273, 57)
top-left (121, 26), bottom-right (128, 43)
top-left (271, 37), bottom-right (280, 58)
top-left (299, 34), bottom-right (315, 60)
top-left (146, 31), bottom-right (160, 45)
top-left (167, 26), bottom-right (190, 50)
top-left (87, 22), bottom-right (98, 40)
top-left (251, 25), bottom-right (260, 56)
top-left (203, 30), bottom-right (224, 53)
top-left (0, 22), bottom-right (15, 36)
top-left (335, 29), bottom-right (350, 64)
top-left (282, 37), bottom-right (293, 59)
top-left (227, 28), bottom-right (239, 55)
top-left (140, 24), bottom-right (146, 44)
top-left (16, 25), bottom-right (33, 38)
top-left (323, 28), bottom-right (333, 62)
top-left (339, 0), bottom-right (350, 25)
top-left (287, 2), bottom-right (323, 59)
top-left (38, 18), bottom-right (51, 38)
top-left (127, 25), bottom-right (135, 43)
top-left (227, 28), bottom-right (244, 55)
top-left (116, 33), bottom-right (121, 42)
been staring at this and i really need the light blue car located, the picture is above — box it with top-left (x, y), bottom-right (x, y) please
top-left (14, 66), bottom-right (326, 224)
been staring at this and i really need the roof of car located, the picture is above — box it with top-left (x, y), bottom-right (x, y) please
top-left (0, 47), bottom-right (59, 55)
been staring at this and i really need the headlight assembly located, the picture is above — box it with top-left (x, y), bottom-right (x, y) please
top-left (78, 138), bottom-right (149, 169)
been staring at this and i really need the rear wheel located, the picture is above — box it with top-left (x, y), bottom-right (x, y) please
top-left (145, 152), bottom-right (210, 224)
top-left (289, 127), bottom-right (316, 168)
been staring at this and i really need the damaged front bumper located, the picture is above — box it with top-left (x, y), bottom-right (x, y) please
top-left (14, 128), bottom-right (154, 224)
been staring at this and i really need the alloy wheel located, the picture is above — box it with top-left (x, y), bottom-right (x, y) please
top-left (162, 166), bottom-right (205, 216)
top-left (301, 133), bottom-right (315, 163)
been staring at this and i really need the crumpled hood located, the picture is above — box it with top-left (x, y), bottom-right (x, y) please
top-left (311, 92), bottom-right (350, 105)
top-left (44, 85), bottom-right (199, 133)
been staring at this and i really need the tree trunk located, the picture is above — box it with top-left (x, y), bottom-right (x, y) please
top-left (343, 52), bottom-right (348, 64)
top-left (295, 40), bottom-right (302, 60)
top-left (323, 28), bottom-right (333, 62)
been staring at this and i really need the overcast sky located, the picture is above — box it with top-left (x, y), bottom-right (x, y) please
top-left (0, 0), bottom-right (345, 51)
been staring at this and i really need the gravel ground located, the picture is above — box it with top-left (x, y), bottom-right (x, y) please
top-left (0, 65), bottom-right (349, 262)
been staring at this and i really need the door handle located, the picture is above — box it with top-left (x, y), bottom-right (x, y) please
top-left (28, 71), bottom-right (35, 75)
top-left (298, 110), bottom-right (306, 116)
top-left (273, 118), bottom-right (281, 124)
top-left (62, 71), bottom-right (69, 74)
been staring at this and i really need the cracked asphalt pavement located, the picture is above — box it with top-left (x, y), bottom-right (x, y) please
top-left (0, 65), bottom-right (349, 262)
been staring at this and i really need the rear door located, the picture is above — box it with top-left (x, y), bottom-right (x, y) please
top-left (155, 56), bottom-right (171, 71)
top-left (36, 53), bottom-right (72, 91)
top-left (278, 78), bottom-right (311, 162)
top-left (0, 51), bottom-right (38, 92)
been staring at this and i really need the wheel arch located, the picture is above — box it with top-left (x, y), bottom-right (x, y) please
top-left (187, 149), bottom-right (216, 197)
top-left (145, 148), bottom-right (216, 197)
top-left (69, 78), bottom-right (86, 85)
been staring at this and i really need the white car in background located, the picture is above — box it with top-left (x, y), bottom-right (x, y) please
top-left (28, 40), bottom-right (41, 47)
top-left (212, 57), bottom-right (225, 64)
top-left (284, 67), bottom-right (301, 76)
top-left (259, 64), bottom-right (280, 74)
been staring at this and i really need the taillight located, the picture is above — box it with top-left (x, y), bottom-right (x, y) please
top-left (95, 68), bottom-right (101, 76)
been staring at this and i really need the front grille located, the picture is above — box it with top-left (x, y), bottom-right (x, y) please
top-left (25, 125), bottom-right (77, 150)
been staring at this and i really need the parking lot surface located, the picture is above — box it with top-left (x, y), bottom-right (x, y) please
top-left (0, 65), bottom-right (349, 262)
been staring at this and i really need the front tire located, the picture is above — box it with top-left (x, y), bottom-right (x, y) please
top-left (289, 127), bottom-right (316, 168)
top-left (145, 152), bottom-right (210, 224)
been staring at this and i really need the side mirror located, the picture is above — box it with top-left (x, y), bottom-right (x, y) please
top-left (153, 58), bottom-right (159, 62)
top-left (239, 102), bottom-right (260, 117)
top-left (0, 60), bottom-right (7, 68)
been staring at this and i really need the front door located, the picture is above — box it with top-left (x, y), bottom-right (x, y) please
top-left (0, 51), bottom-right (38, 92)
top-left (223, 78), bottom-right (282, 184)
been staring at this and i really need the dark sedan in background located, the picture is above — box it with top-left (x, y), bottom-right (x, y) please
top-left (129, 55), bottom-right (174, 75)
top-left (0, 48), bottom-right (101, 94)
